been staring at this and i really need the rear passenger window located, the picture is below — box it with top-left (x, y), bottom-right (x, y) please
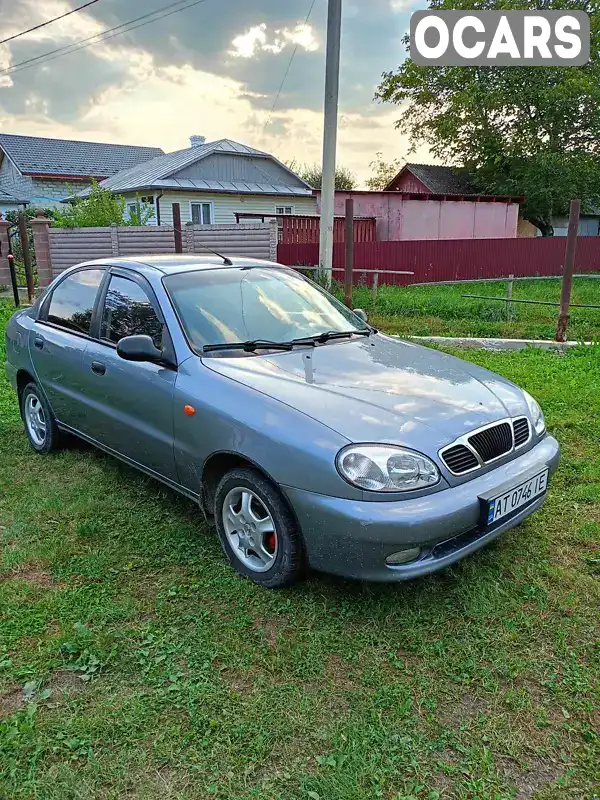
top-left (47, 269), bottom-right (105, 334)
top-left (100, 276), bottom-right (163, 348)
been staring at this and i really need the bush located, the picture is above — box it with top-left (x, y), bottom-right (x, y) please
top-left (53, 182), bottom-right (154, 229)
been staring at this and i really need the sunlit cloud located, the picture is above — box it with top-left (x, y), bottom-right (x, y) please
top-left (229, 22), bottom-right (318, 58)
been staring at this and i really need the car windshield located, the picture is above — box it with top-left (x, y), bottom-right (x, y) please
top-left (163, 267), bottom-right (370, 353)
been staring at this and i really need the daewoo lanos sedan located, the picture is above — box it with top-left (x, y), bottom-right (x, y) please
top-left (6, 256), bottom-right (560, 588)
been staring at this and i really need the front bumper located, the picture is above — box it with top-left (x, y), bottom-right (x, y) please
top-left (282, 435), bottom-right (560, 582)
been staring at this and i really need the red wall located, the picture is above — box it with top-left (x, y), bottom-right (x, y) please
top-left (277, 236), bottom-right (600, 285)
top-left (389, 172), bottom-right (430, 193)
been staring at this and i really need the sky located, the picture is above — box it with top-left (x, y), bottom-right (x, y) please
top-left (0, 0), bottom-right (432, 186)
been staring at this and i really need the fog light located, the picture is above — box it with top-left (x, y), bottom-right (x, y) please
top-left (385, 548), bottom-right (422, 566)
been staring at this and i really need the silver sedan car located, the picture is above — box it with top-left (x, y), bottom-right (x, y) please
top-left (5, 256), bottom-right (560, 587)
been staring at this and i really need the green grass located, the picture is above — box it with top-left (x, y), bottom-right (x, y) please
top-left (345, 277), bottom-right (600, 341)
top-left (1, 300), bottom-right (599, 799)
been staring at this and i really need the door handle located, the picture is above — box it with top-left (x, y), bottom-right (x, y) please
top-left (91, 361), bottom-right (106, 376)
top-left (34, 336), bottom-right (44, 350)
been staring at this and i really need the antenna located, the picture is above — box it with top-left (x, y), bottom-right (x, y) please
top-left (193, 242), bottom-right (233, 266)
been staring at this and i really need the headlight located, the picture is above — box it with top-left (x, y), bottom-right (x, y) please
top-left (336, 444), bottom-right (440, 492)
top-left (523, 390), bottom-right (546, 436)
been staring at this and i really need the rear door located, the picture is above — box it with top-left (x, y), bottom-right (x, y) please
top-left (30, 267), bottom-right (106, 429)
top-left (78, 271), bottom-right (178, 482)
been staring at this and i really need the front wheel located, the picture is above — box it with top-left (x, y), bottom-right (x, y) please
top-left (21, 382), bottom-right (61, 454)
top-left (214, 468), bottom-right (304, 588)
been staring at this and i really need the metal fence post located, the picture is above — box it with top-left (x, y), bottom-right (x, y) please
top-left (372, 271), bottom-right (379, 304)
top-left (556, 199), bottom-right (581, 342)
top-left (172, 203), bottom-right (183, 253)
top-left (506, 273), bottom-right (514, 321)
top-left (344, 198), bottom-right (354, 308)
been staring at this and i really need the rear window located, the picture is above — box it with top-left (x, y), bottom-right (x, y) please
top-left (47, 269), bottom-right (105, 335)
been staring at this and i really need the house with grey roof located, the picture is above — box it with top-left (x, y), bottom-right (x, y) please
top-left (0, 133), bottom-right (164, 215)
top-left (79, 136), bottom-right (317, 226)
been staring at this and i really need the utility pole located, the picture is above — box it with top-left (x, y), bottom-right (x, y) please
top-left (556, 199), bottom-right (580, 342)
top-left (318, 0), bottom-right (342, 288)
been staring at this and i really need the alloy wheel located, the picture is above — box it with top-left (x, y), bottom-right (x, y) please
top-left (24, 393), bottom-right (47, 447)
top-left (222, 487), bottom-right (278, 573)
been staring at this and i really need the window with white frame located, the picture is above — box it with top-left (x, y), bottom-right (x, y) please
top-left (191, 202), bottom-right (213, 225)
top-left (275, 206), bottom-right (294, 242)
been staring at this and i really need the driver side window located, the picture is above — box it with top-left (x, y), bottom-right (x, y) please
top-left (100, 276), bottom-right (163, 348)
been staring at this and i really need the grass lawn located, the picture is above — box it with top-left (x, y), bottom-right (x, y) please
top-left (1, 299), bottom-right (599, 800)
top-left (346, 277), bottom-right (600, 341)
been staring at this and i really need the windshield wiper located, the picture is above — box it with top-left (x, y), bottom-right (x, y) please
top-left (203, 340), bottom-right (294, 354)
top-left (292, 329), bottom-right (372, 345)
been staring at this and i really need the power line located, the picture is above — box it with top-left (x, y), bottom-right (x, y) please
top-left (0, 0), bottom-right (103, 46)
top-left (263, 0), bottom-right (318, 134)
top-left (1, 0), bottom-right (208, 78)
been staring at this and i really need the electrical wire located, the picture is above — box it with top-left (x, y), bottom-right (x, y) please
top-left (1, 0), bottom-right (209, 77)
top-left (0, 0), bottom-right (103, 46)
top-left (263, 0), bottom-right (318, 134)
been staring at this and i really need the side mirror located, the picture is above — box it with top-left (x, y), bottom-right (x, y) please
top-left (117, 334), bottom-right (164, 364)
top-left (353, 308), bottom-right (368, 323)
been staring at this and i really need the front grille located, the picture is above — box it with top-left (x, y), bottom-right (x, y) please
top-left (468, 422), bottom-right (513, 463)
top-left (513, 417), bottom-right (530, 447)
top-left (442, 444), bottom-right (479, 474)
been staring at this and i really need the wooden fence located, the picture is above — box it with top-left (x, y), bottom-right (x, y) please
top-left (30, 218), bottom-right (278, 285)
top-left (277, 236), bottom-right (600, 285)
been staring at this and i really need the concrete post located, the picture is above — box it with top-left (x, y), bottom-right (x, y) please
top-left (269, 218), bottom-right (278, 262)
top-left (0, 214), bottom-right (11, 288)
top-left (185, 222), bottom-right (195, 253)
top-left (30, 213), bottom-right (53, 288)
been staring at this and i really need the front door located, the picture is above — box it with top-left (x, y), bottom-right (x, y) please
top-left (78, 272), bottom-right (178, 482)
top-left (30, 267), bottom-right (106, 430)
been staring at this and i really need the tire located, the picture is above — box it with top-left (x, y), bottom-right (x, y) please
top-left (214, 467), bottom-right (304, 588)
top-left (20, 382), bottom-right (61, 454)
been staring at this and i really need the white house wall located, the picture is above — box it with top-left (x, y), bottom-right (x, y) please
top-left (129, 191), bottom-right (318, 226)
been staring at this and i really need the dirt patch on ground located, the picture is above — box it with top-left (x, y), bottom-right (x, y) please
top-left (436, 691), bottom-right (483, 729)
top-left (253, 616), bottom-right (283, 648)
top-left (0, 686), bottom-right (25, 717)
top-left (324, 653), bottom-right (357, 692)
top-left (0, 565), bottom-right (61, 589)
top-left (49, 669), bottom-right (86, 701)
top-left (497, 755), bottom-right (562, 799)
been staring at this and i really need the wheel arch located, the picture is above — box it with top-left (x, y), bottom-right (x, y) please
top-left (200, 450), bottom-right (299, 527)
top-left (16, 369), bottom-right (36, 409)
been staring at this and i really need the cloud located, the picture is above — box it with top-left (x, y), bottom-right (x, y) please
top-left (0, 0), bottom-right (429, 185)
top-left (229, 22), bottom-right (318, 58)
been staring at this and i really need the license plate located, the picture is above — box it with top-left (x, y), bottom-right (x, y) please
top-left (486, 469), bottom-right (548, 526)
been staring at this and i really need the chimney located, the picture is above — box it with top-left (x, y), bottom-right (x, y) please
top-left (190, 135), bottom-right (206, 148)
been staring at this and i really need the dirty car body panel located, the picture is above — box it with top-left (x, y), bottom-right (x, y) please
top-left (5, 256), bottom-right (560, 583)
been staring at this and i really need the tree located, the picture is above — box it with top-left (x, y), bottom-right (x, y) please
top-left (375, 0), bottom-right (600, 235)
top-left (365, 152), bottom-right (403, 190)
top-left (291, 162), bottom-right (357, 190)
top-left (53, 182), bottom-right (154, 229)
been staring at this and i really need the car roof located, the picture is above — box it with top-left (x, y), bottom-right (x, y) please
top-left (73, 255), bottom-right (287, 276)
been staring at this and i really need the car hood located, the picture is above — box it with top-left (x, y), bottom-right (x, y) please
top-left (203, 335), bottom-right (529, 452)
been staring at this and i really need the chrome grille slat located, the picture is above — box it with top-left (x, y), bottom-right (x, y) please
top-left (513, 417), bottom-right (530, 448)
top-left (469, 422), bottom-right (512, 463)
top-left (441, 444), bottom-right (479, 475)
